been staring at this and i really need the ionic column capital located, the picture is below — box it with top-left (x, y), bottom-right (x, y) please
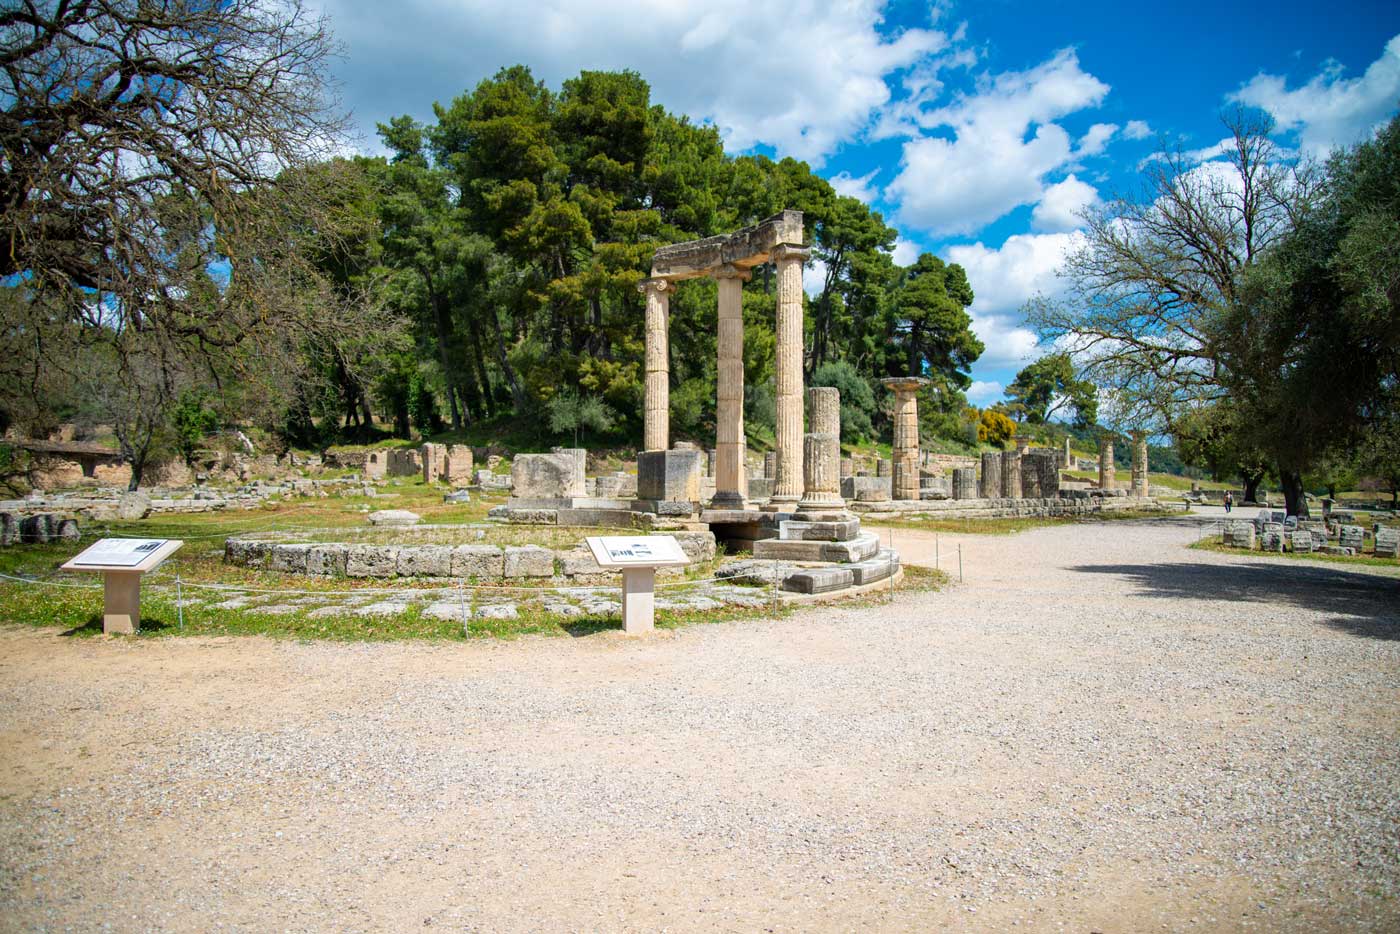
top-left (881, 376), bottom-right (929, 396)
top-left (637, 277), bottom-right (671, 295)
top-left (712, 263), bottom-right (752, 282)
top-left (770, 243), bottom-right (810, 264)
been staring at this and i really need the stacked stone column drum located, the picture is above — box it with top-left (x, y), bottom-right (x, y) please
top-left (713, 265), bottom-right (749, 508)
top-left (638, 278), bottom-right (671, 452)
top-left (1131, 431), bottom-right (1150, 497)
top-left (770, 244), bottom-right (809, 509)
top-left (799, 387), bottom-right (845, 512)
top-left (882, 377), bottom-right (928, 501)
top-left (1098, 437), bottom-right (1117, 490)
top-left (1000, 450), bottom-right (1022, 499)
top-left (979, 452), bottom-right (1002, 499)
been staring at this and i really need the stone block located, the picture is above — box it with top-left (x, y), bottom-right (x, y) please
top-left (450, 544), bottom-right (504, 578)
top-left (673, 530), bottom-right (718, 563)
top-left (1339, 525), bottom-right (1364, 551)
top-left (54, 518), bottom-right (80, 542)
top-left (1288, 530), bottom-right (1315, 554)
top-left (346, 545), bottom-right (399, 578)
top-left (753, 532), bottom-right (879, 563)
top-left (116, 491), bottom-right (152, 520)
top-left (779, 518), bottom-right (860, 542)
top-left (555, 507), bottom-right (639, 528)
top-left (19, 514), bottom-right (52, 544)
top-left (504, 545), bottom-right (553, 577)
top-left (1375, 528), bottom-right (1400, 559)
top-left (840, 476), bottom-right (890, 502)
top-left (364, 451), bottom-right (387, 479)
top-left (397, 545), bottom-right (452, 577)
top-left (637, 449), bottom-right (702, 502)
top-left (0, 512), bottom-right (15, 546)
top-left (367, 509), bottom-right (421, 527)
top-left (1261, 531), bottom-right (1285, 552)
top-left (1223, 521), bottom-right (1256, 549)
top-left (512, 452), bottom-right (587, 499)
top-left (747, 477), bottom-right (774, 500)
top-left (306, 544), bottom-right (348, 577)
top-left (268, 543), bottom-right (312, 573)
top-left (559, 547), bottom-right (605, 576)
top-left (848, 550), bottom-right (898, 585)
top-left (781, 567), bottom-right (854, 594)
top-left (952, 467), bottom-right (978, 500)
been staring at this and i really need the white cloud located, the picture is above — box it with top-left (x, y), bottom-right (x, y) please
top-left (884, 49), bottom-right (1110, 235)
top-left (1182, 136), bottom-right (1234, 163)
top-left (1075, 122), bottom-right (1118, 157)
top-left (890, 237), bottom-right (922, 266)
top-left (827, 168), bottom-right (881, 204)
top-left (1231, 33), bottom-right (1400, 156)
top-left (945, 230), bottom-right (1082, 315)
top-left (314, 0), bottom-right (948, 166)
top-left (1031, 174), bottom-right (1098, 232)
top-left (969, 313), bottom-right (1041, 368)
top-left (803, 257), bottom-right (828, 297)
top-left (966, 380), bottom-right (1004, 405)
top-left (1123, 119), bottom-right (1152, 140)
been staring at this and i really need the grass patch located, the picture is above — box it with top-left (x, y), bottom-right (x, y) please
top-left (1189, 538), bottom-right (1400, 571)
top-left (863, 509), bottom-right (1172, 536)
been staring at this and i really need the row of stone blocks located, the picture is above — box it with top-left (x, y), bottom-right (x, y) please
top-left (1224, 521), bottom-right (1399, 556)
top-left (226, 532), bottom-right (719, 579)
top-left (782, 549), bottom-right (899, 593)
top-left (0, 512), bottom-right (80, 545)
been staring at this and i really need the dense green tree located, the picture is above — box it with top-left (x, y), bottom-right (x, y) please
top-left (891, 254), bottom-right (981, 386)
top-left (1005, 353), bottom-right (1098, 427)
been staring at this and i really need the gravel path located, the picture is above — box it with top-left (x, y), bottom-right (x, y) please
top-left (1, 517), bottom-right (1397, 932)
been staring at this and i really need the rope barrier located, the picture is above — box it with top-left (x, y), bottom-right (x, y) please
top-left (0, 570), bottom-right (102, 589)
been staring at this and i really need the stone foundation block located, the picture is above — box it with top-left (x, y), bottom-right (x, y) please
top-left (1288, 531), bottom-right (1315, 554)
top-left (451, 545), bottom-right (504, 578)
top-left (504, 545), bottom-right (553, 577)
top-left (779, 518), bottom-right (860, 542)
top-left (307, 544), bottom-right (348, 577)
top-left (559, 548), bottom-right (605, 576)
top-left (848, 550), bottom-right (898, 585)
top-left (512, 451), bottom-right (586, 499)
top-left (397, 545), bottom-right (452, 577)
top-left (637, 449), bottom-right (702, 502)
top-left (1223, 521), bottom-right (1256, 549)
top-left (1339, 525), bottom-right (1365, 551)
top-left (840, 476), bottom-right (891, 502)
top-left (268, 543), bottom-right (312, 573)
top-left (1375, 529), bottom-right (1399, 558)
top-left (346, 545), bottom-right (399, 578)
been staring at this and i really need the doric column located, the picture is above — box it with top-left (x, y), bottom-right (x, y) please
top-left (1000, 451), bottom-right (1022, 499)
top-left (799, 387), bottom-right (844, 512)
top-left (979, 451), bottom-right (1002, 499)
top-left (638, 278), bottom-right (671, 452)
top-left (768, 244), bottom-right (809, 509)
top-left (712, 264), bottom-right (749, 508)
top-left (1131, 431), bottom-right (1149, 497)
top-left (1098, 434), bottom-right (1117, 491)
top-left (882, 377), bottom-right (929, 501)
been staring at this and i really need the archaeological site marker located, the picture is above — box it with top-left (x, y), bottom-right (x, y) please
top-left (585, 535), bottom-right (690, 635)
top-left (62, 538), bottom-right (184, 634)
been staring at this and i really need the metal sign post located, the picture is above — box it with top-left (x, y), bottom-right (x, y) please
top-left (585, 535), bottom-right (690, 635)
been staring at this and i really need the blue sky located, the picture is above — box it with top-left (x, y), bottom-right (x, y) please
top-left (312, 0), bottom-right (1400, 403)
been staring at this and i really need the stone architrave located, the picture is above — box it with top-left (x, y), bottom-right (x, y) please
top-left (952, 468), bottom-right (978, 500)
top-left (1130, 431), bottom-right (1149, 497)
top-left (1098, 436), bottom-right (1117, 490)
top-left (770, 244), bottom-right (810, 509)
top-left (713, 264), bottom-right (750, 508)
top-left (638, 278), bottom-right (671, 452)
top-left (799, 387), bottom-right (844, 512)
top-left (1000, 451), bottom-right (1022, 500)
top-left (979, 451), bottom-right (1002, 499)
top-left (882, 377), bottom-right (929, 501)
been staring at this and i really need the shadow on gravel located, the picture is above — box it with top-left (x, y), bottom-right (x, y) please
top-left (1068, 561), bottom-right (1400, 641)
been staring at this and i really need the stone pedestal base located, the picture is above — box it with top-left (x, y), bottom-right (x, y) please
top-left (102, 571), bottom-right (141, 635)
top-left (621, 567), bottom-right (656, 635)
top-left (637, 450), bottom-right (702, 504)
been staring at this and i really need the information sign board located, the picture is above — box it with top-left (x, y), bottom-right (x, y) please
top-left (586, 535), bottom-right (689, 568)
top-left (66, 538), bottom-right (171, 569)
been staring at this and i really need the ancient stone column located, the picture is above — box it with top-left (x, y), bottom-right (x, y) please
top-left (799, 387), bottom-right (844, 512)
top-left (1098, 435), bottom-right (1117, 490)
top-left (769, 244), bottom-right (810, 509)
top-left (1063, 436), bottom-right (1073, 467)
top-left (1000, 450), bottom-right (1022, 499)
top-left (882, 377), bottom-right (929, 501)
top-left (979, 451), bottom-right (1002, 499)
top-left (1021, 452), bottom-right (1044, 498)
top-left (639, 278), bottom-right (671, 452)
top-left (713, 264), bottom-right (750, 508)
top-left (952, 468), bottom-right (978, 500)
top-left (1038, 452), bottom-right (1062, 498)
top-left (1131, 431), bottom-right (1149, 498)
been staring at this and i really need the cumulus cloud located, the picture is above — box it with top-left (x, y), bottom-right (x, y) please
top-left (313, 0), bottom-right (947, 165)
top-left (827, 168), bottom-right (881, 204)
top-left (1031, 175), bottom-right (1098, 232)
top-left (884, 49), bottom-right (1110, 236)
top-left (1075, 122), bottom-right (1118, 157)
top-left (966, 380), bottom-right (1004, 405)
top-left (890, 237), bottom-right (922, 266)
top-left (1123, 119), bottom-right (1152, 140)
top-left (1231, 33), bottom-right (1400, 156)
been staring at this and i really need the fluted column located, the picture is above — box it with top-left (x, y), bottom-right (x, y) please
top-left (769, 244), bottom-right (809, 509)
top-left (882, 377), bottom-right (929, 501)
top-left (799, 387), bottom-right (844, 512)
top-left (1098, 435), bottom-right (1117, 490)
top-left (639, 278), bottom-right (671, 452)
top-left (1131, 431), bottom-right (1149, 497)
top-left (713, 264), bottom-right (749, 508)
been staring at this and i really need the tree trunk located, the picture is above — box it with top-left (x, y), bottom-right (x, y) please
top-left (422, 270), bottom-right (464, 431)
top-left (1279, 467), bottom-right (1309, 517)
top-left (489, 304), bottom-right (526, 409)
top-left (1241, 470), bottom-right (1263, 504)
top-left (466, 312), bottom-right (495, 417)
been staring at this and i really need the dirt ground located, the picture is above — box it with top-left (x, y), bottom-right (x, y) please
top-left (1, 517), bottom-right (1397, 932)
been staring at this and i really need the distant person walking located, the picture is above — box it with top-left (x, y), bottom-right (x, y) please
top-left (1224, 491), bottom-right (1234, 513)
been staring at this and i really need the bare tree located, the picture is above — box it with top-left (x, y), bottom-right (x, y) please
top-left (1, 0), bottom-right (348, 361)
top-left (1029, 109), bottom-right (1319, 431)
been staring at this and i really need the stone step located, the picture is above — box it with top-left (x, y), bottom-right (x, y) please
top-left (778, 517), bottom-right (860, 542)
top-left (752, 531), bottom-right (879, 563)
top-left (780, 566), bottom-right (854, 594)
top-left (849, 549), bottom-right (900, 585)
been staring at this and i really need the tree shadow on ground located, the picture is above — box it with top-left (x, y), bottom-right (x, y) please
top-left (61, 614), bottom-right (177, 637)
top-left (562, 616), bottom-right (621, 638)
top-left (1067, 561), bottom-right (1400, 641)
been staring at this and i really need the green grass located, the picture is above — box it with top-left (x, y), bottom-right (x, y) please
top-left (862, 509), bottom-right (1173, 535)
top-left (1190, 538), bottom-right (1400, 571)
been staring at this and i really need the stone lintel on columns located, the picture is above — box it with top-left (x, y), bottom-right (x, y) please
top-left (711, 263), bottom-right (752, 281)
top-left (880, 376), bottom-right (929, 395)
top-left (650, 210), bottom-right (805, 280)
